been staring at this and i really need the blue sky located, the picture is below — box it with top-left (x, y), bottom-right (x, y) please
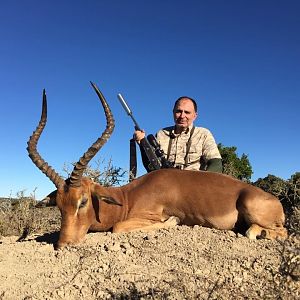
top-left (1, 0), bottom-right (299, 199)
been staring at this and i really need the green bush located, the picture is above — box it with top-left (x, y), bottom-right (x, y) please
top-left (218, 143), bottom-right (253, 182)
top-left (254, 173), bottom-right (300, 235)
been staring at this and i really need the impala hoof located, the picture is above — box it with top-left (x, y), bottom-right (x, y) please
top-left (165, 216), bottom-right (181, 226)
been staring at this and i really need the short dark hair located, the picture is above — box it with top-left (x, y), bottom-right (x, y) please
top-left (173, 96), bottom-right (198, 112)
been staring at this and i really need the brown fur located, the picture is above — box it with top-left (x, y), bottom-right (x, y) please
top-left (50, 168), bottom-right (287, 248)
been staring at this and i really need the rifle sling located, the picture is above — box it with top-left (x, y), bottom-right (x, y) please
top-left (129, 138), bottom-right (137, 181)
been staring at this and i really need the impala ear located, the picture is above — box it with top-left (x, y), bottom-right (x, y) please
top-left (36, 190), bottom-right (57, 207)
top-left (91, 183), bottom-right (122, 206)
top-left (98, 195), bottom-right (122, 206)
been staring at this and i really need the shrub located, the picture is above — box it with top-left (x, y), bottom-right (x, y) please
top-left (254, 173), bottom-right (300, 235)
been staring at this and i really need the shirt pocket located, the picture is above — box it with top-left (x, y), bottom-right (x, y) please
top-left (185, 144), bottom-right (202, 164)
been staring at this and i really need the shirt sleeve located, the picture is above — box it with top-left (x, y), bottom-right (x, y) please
top-left (206, 158), bottom-right (223, 173)
top-left (202, 130), bottom-right (222, 160)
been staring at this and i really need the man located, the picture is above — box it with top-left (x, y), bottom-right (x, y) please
top-left (134, 96), bottom-right (222, 173)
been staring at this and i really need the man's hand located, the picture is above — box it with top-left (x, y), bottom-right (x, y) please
top-left (134, 130), bottom-right (146, 143)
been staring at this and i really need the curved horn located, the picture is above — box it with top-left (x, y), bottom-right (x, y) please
top-left (27, 90), bottom-right (65, 189)
top-left (69, 82), bottom-right (115, 187)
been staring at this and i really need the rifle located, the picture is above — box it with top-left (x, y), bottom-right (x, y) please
top-left (117, 94), bottom-right (173, 177)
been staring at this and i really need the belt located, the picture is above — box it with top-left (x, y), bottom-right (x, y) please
top-left (174, 165), bottom-right (184, 170)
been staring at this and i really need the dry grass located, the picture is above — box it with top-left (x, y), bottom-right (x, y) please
top-left (0, 194), bottom-right (60, 238)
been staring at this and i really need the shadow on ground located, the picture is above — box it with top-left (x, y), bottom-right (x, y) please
top-left (35, 231), bottom-right (60, 246)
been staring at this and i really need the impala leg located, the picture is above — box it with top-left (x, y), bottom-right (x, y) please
top-left (246, 224), bottom-right (287, 240)
top-left (113, 216), bottom-right (180, 233)
top-left (246, 224), bottom-right (264, 239)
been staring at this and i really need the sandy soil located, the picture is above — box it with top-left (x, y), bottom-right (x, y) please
top-left (0, 225), bottom-right (299, 300)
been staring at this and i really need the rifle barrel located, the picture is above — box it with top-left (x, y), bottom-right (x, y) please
top-left (117, 94), bottom-right (132, 115)
top-left (117, 93), bottom-right (141, 130)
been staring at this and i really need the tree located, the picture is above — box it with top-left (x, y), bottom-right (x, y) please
top-left (253, 173), bottom-right (300, 208)
top-left (289, 172), bottom-right (300, 207)
top-left (253, 174), bottom-right (289, 199)
top-left (63, 158), bottom-right (127, 187)
top-left (253, 172), bottom-right (300, 235)
top-left (218, 143), bottom-right (253, 182)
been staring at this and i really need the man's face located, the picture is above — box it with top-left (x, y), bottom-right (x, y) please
top-left (173, 98), bottom-right (197, 130)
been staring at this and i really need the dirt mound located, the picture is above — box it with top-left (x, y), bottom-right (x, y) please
top-left (0, 225), bottom-right (299, 299)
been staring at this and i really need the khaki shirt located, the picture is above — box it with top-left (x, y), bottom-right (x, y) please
top-left (156, 125), bottom-right (221, 170)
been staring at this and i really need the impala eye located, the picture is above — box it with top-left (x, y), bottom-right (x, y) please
top-left (79, 197), bottom-right (88, 209)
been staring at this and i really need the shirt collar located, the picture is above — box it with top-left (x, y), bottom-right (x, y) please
top-left (172, 124), bottom-right (194, 135)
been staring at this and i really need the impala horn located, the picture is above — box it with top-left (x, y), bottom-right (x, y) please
top-left (27, 89), bottom-right (65, 189)
top-left (69, 82), bottom-right (115, 187)
top-left (27, 82), bottom-right (115, 189)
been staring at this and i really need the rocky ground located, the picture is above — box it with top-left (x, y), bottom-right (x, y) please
top-left (0, 223), bottom-right (299, 300)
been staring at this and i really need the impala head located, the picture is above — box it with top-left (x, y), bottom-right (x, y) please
top-left (27, 82), bottom-right (118, 248)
